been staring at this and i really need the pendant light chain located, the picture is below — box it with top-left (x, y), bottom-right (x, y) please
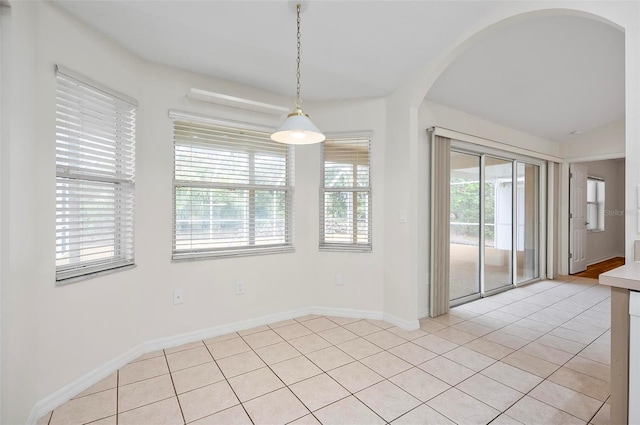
top-left (295, 3), bottom-right (302, 108)
top-left (270, 2), bottom-right (324, 144)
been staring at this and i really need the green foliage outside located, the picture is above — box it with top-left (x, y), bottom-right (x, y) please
top-left (324, 162), bottom-right (369, 237)
top-left (450, 178), bottom-right (497, 244)
top-left (174, 146), bottom-right (288, 242)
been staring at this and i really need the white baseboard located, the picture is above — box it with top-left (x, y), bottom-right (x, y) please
top-left (309, 306), bottom-right (419, 331)
top-left (144, 307), bottom-right (312, 353)
top-left (26, 345), bottom-right (145, 425)
top-left (417, 309), bottom-right (430, 319)
top-left (26, 305), bottom-right (418, 424)
top-left (586, 254), bottom-right (624, 267)
top-left (310, 306), bottom-right (383, 321)
top-left (382, 312), bottom-right (420, 331)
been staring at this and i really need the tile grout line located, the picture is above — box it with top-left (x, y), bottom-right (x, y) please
top-left (112, 369), bottom-right (181, 416)
top-left (285, 286), bottom-right (607, 423)
top-left (115, 370), bottom-right (119, 425)
top-left (202, 342), bottom-right (256, 425)
top-left (586, 400), bottom-right (608, 425)
top-left (239, 326), bottom-right (320, 424)
top-left (250, 316), bottom-right (383, 424)
top-left (484, 288), bottom-right (609, 421)
top-left (450, 279), bottom-right (607, 354)
top-left (161, 349), bottom-right (186, 424)
top-left (516, 381), bottom-right (593, 424)
top-left (61, 279), bottom-right (611, 425)
top-left (426, 280), bottom-right (611, 421)
top-left (290, 317), bottom-right (485, 424)
top-left (163, 291), bottom-right (601, 423)
top-left (473, 332), bottom-right (609, 403)
top-left (243, 317), bottom-right (411, 424)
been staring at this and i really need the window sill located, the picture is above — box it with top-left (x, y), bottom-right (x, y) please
top-left (588, 229), bottom-right (605, 234)
top-left (172, 246), bottom-right (295, 261)
top-left (319, 245), bottom-right (372, 253)
top-left (56, 263), bottom-right (137, 286)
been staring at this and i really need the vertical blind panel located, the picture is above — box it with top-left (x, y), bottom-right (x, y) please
top-left (321, 136), bottom-right (372, 250)
top-left (55, 69), bottom-right (136, 281)
top-left (173, 119), bottom-right (294, 258)
top-left (430, 136), bottom-right (451, 317)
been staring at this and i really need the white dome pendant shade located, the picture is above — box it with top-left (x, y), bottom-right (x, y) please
top-left (271, 106), bottom-right (325, 145)
top-left (271, 3), bottom-right (325, 145)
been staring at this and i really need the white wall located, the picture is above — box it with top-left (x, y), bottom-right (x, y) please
top-left (623, 4), bottom-right (640, 261)
top-left (383, 96), bottom-right (419, 323)
top-left (2, 2), bottom-right (387, 423)
top-left (562, 119), bottom-right (625, 161)
top-left (422, 100), bottom-right (561, 159)
top-left (1, 3), bottom-right (40, 422)
top-left (581, 159), bottom-right (626, 264)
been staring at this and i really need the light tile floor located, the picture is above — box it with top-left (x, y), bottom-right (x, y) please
top-left (40, 276), bottom-right (612, 425)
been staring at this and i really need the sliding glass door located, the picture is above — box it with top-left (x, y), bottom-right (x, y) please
top-left (516, 163), bottom-right (539, 283)
top-left (450, 152), bottom-right (481, 301)
top-left (484, 157), bottom-right (513, 293)
top-left (449, 147), bottom-right (541, 305)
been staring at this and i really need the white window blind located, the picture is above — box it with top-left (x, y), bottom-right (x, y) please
top-left (172, 114), bottom-right (294, 259)
top-left (320, 134), bottom-right (372, 251)
top-left (55, 66), bottom-right (136, 282)
top-left (587, 177), bottom-right (605, 232)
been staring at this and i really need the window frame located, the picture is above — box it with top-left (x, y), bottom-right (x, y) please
top-left (319, 132), bottom-right (373, 252)
top-left (170, 111), bottom-right (295, 260)
top-left (55, 65), bottom-right (137, 283)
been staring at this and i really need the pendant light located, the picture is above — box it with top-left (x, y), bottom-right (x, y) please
top-left (271, 3), bottom-right (325, 145)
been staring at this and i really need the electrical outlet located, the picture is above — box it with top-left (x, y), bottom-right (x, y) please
top-left (335, 273), bottom-right (343, 285)
top-left (235, 280), bottom-right (245, 295)
top-left (173, 289), bottom-right (184, 305)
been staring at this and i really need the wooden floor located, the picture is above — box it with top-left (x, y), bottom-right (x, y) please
top-left (574, 256), bottom-right (625, 279)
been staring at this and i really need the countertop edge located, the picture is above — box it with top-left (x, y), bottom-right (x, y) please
top-left (599, 263), bottom-right (640, 292)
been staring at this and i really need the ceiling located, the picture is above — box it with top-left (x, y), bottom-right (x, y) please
top-left (53, 1), bottom-right (625, 144)
top-left (427, 14), bottom-right (625, 143)
top-left (52, 0), bottom-right (499, 100)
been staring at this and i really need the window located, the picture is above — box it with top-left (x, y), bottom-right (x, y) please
top-left (320, 134), bottom-right (372, 251)
top-left (55, 66), bottom-right (137, 282)
top-left (172, 113), bottom-right (294, 259)
top-left (587, 177), bottom-right (605, 232)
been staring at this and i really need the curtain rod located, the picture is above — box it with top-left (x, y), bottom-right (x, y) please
top-left (428, 126), bottom-right (563, 163)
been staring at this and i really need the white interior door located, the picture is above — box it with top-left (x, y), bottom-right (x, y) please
top-left (569, 163), bottom-right (587, 274)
